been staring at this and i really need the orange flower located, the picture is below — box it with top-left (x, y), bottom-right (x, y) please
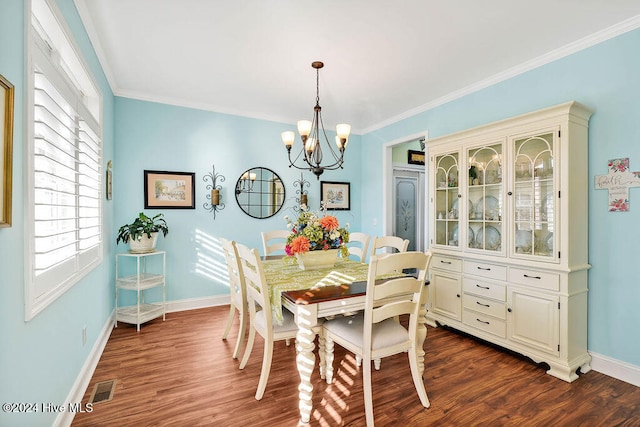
top-left (319, 215), bottom-right (339, 231)
top-left (289, 236), bottom-right (311, 254)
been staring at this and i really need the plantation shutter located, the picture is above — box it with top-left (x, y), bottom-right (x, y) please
top-left (27, 0), bottom-right (103, 319)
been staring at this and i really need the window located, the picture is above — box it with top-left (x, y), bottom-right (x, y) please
top-left (25, 0), bottom-right (103, 320)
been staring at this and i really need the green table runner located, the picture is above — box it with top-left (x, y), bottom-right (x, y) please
top-left (263, 258), bottom-right (372, 324)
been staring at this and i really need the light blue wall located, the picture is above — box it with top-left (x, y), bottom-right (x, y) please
top-left (0, 1), bottom-right (115, 426)
top-left (113, 97), bottom-right (362, 303)
top-left (1, 1), bottom-right (638, 425)
top-left (360, 29), bottom-right (640, 367)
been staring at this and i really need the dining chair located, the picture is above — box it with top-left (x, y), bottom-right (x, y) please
top-left (235, 242), bottom-right (300, 400)
top-left (346, 232), bottom-right (370, 263)
top-left (323, 251), bottom-right (432, 426)
top-left (220, 238), bottom-right (247, 359)
top-left (261, 230), bottom-right (289, 256)
top-left (360, 235), bottom-right (410, 369)
top-left (369, 235), bottom-right (410, 259)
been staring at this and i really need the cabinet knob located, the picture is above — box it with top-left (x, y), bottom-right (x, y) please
top-left (456, 294), bottom-right (461, 298)
top-left (507, 191), bottom-right (513, 196)
top-left (507, 307), bottom-right (512, 313)
top-left (457, 194), bottom-right (462, 198)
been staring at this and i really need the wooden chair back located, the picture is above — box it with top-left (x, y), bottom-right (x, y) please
top-left (220, 237), bottom-right (246, 311)
top-left (235, 242), bottom-right (271, 326)
top-left (347, 232), bottom-right (371, 263)
top-left (363, 252), bottom-right (430, 359)
top-left (261, 230), bottom-right (289, 256)
top-left (370, 235), bottom-right (409, 258)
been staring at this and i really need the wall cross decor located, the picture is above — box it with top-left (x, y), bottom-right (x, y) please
top-left (595, 158), bottom-right (640, 211)
top-left (292, 173), bottom-right (310, 213)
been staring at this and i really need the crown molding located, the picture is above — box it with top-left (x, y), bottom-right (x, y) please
top-left (73, 2), bottom-right (639, 136)
top-left (361, 14), bottom-right (640, 135)
top-left (73, 0), bottom-right (119, 94)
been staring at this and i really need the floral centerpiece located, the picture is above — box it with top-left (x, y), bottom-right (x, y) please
top-left (284, 210), bottom-right (350, 269)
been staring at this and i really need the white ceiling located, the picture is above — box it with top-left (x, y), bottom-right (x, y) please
top-left (75, 0), bottom-right (640, 134)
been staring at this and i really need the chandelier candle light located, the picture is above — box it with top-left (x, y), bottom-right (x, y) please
top-left (235, 171), bottom-right (256, 194)
top-left (281, 61), bottom-right (351, 179)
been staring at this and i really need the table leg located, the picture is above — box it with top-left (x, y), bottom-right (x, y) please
top-left (295, 307), bottom-right (317, 424)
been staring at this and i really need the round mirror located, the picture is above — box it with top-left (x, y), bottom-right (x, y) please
top-left (235, 167), bottom-right (286, 219)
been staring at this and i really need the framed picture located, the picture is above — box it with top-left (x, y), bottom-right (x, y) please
top-left (106, 160), bottom-right (113, 200)
top-left (320, 181), bottom-right (350, 210)
top-left (144, 170), bottom-right (196, 209)
top-left (408, 150), bottom-right (425, 165)
top-left (0, 74), bottom-right (14, 228)
top-left (269, 176), bottom-right (284, 216)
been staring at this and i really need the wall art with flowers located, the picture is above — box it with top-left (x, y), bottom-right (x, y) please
top-left (595, 157), bottom-right (640, 212)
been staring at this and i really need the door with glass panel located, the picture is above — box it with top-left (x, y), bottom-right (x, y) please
top-left (467, 141), bottom-right (504, 255)
top-left (433, 151), bottom-right (460, 249)
top-left (393, 168), bottom-right (425, 251)
top-left (511, 130), bottom-right (557, 261)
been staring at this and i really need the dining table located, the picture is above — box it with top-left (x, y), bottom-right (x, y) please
top-left (261, 256), bottom-right (429, 424)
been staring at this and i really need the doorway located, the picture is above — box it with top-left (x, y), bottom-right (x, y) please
top-left (382, 131), bottom-right (429, 252)
top-left (393, 165), bottom-right (425, 251)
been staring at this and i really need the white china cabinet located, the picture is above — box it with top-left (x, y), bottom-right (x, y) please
top-left (427, 101), bottom-right (592, 382)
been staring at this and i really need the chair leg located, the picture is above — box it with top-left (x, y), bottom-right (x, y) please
top-left (231, 309), bottom-right (246, 359)
top-left (325, 337), bottom-right (334, 384)
top-left (408, 347), bottom-right (430, 408)
top-left (222, 304), bottom-right (236, 340)
top-left (363, 356), bottom-right (375, 427)
top-left (317, 329), bottom-right (326, 380)
top-left (239, 324), bottom-right (256, 370)
top-left (374, 358), bottom-right (381, 370)
top-left (255, 337), bottom-right (274, 400)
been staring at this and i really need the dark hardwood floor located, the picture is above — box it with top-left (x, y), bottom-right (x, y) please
top-left (72, 306), bottom-right (640, 427)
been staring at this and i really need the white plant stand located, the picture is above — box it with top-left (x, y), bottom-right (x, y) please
top-left (115, 251), bottom-right (166, 332)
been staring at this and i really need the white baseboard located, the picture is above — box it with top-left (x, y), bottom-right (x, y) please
top-left (590, 351), bottom-right (640, 387)
top-left (165, 295), bottom-right (228, 313)
top-left (55, 309), bottom-right (116, 427)
top-left (54, 296), bottom-right (227, 426)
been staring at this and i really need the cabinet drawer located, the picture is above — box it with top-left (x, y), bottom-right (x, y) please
top-left (463, 260), bottom-right (507, 281)
top-left (463, 309), bottom-right (506, 338)
top-left (462, 278), bottom-right (506, 301)
top-left (463, 294), bottom-right (506, 319)
top-left (509, 268), bottom-right (559, 291)
top-left (431, 255), bottom-right (462, 272)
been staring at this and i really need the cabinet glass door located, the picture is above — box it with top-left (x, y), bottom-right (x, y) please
top-left (512, 132), bottom-right (555, 259)
top-left (467, 142), bottom-right (503, 253)
top-left (434, 152), bottom-right (459, 248)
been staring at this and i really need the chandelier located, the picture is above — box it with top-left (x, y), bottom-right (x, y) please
top-left (281, 61), bottom-right (351, 179)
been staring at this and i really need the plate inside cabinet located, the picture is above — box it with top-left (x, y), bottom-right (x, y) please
top-left (476, 195), bottom-right (500, 220)
top-left (476, 225), bottom-right (501, 250)
top-left (540, 195), bottom-right (553, 221)
top-left (515, 229), bottom-right (532, 253)
top-left (451, 198), bottom-right (473, 218)
top-left (545, 232), bottom-right (553, 253)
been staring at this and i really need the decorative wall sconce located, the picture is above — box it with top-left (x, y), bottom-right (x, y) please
top-left (235, 171), bottom-right (256, 194)
top-left (203, 164), bottom-right (226, 219)
top-left (293, 173), bottom-right (310, 213)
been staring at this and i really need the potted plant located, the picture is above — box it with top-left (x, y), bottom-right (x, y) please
top-left (116, 212), bottom-right (169, 253)
top-left (284, 209), bottom-right (349, 270)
